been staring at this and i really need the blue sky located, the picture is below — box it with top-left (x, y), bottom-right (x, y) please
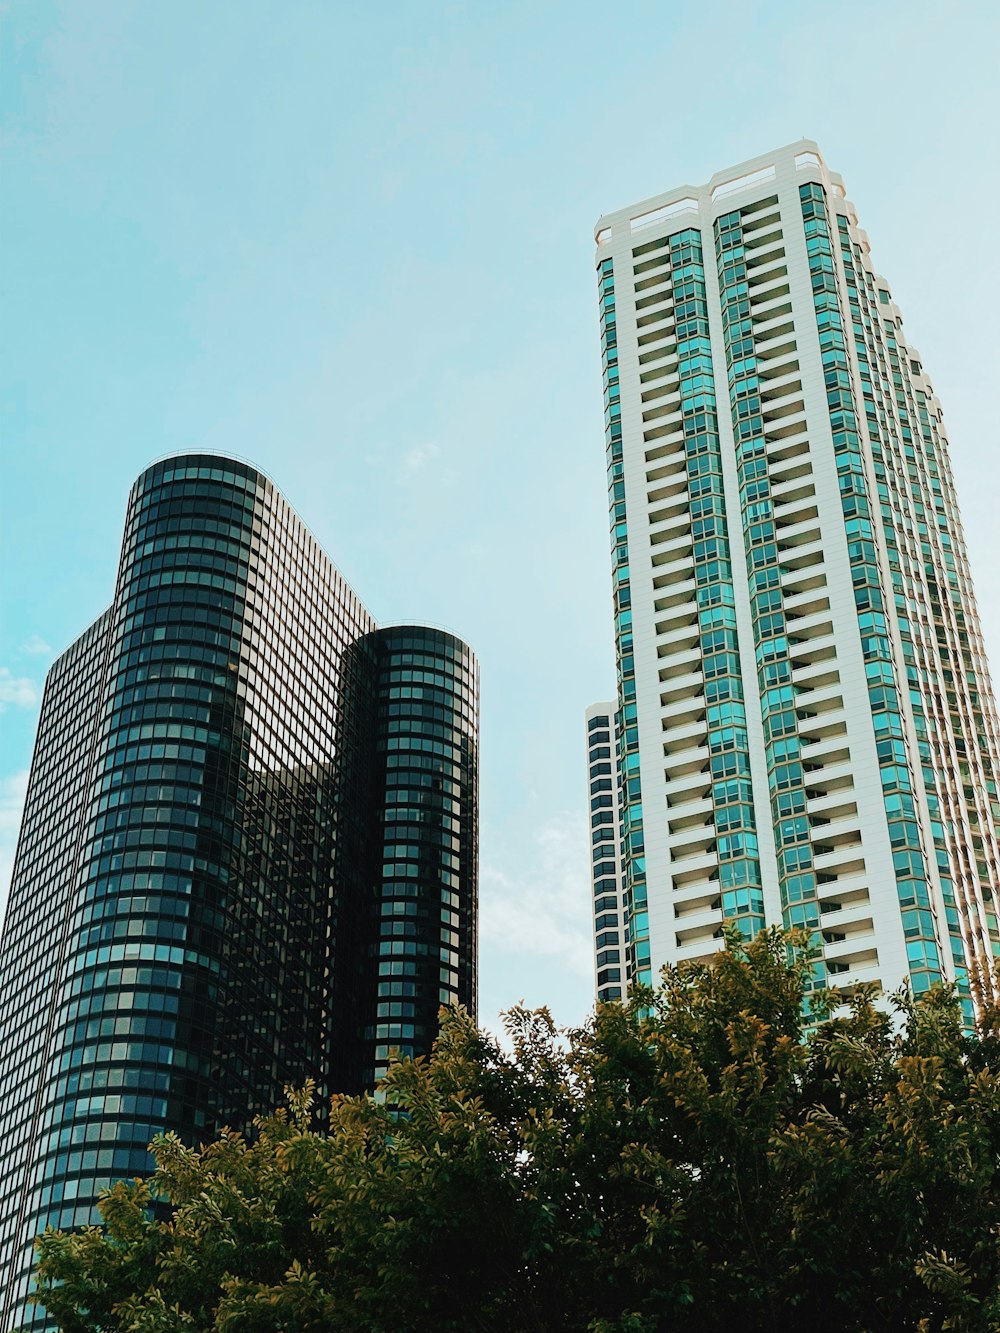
top-left (2, 0), bottom-right (999, 1031)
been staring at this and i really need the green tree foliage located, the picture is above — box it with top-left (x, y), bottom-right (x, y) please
top-left (33, 929), bottom-right (1000, 1332)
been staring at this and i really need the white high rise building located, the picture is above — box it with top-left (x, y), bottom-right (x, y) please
top-left (586, 141), bottom-right (1000, 1015)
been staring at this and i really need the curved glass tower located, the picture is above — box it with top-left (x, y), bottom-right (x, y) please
top-left (366, 626), bottom-right (479, 1087)
top-left (0, 455), bottom-right (479, 1329)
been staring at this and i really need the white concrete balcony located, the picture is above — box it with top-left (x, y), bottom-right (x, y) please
top-left (776, 514), bottom-right (821, 546)
top-left (663, 746), bottom-right (711, 783)
top-left (644, 444), bottom-right (687, 476)
top-left (636, 301), bottom-right (674, 330)
top-left (790, 629), bottom-right (837, 661)
top-left (813, 841), bottom-right (865, 873)
top-left (770, 481), bottom-right (816, 511)
top-left (636, 333), bottom-right (676, 364)
top-left (754, 308), bottom-right (795, 341)
top-left (659, 666), bottom-right (704, 699)
top-left (792, 658), bottom-right (840, 690)
top-left (765, 413), bottom-right (809, 445)
top-left (782, 573), bottom-right (828, 604)
top-left (759, 367), bottom-right (802, 399)
top-left (633, 274), bottom-right (673, 300)
top-left (780, 544), bottom-right (826, 577)
top-left (648, 505), bottom-right (693, 537)
top-left (655, 622), bottom-right (700, 654)
top-left (757, 335), bottom-right (797, 364)
top-left (642, 392), bottom-right (684, 423)
top-left (792, 653), bottom-right (841, 685)
top-left (794, 675), bottom-right (842, 706)
top-left (662, 717), bottom-right (707, 750)
top-left (751, 288), bottom-right (793, 321)
top-left (784, 585), bottom-right (831, 615)
top-left (674, 935), bottom-right (726, 964)
top-left (824, 959), bottom-right (882, 989)
top-left (809, 816), bottom-right (860, 848)
top-left (660, 692), bottom-right (705, 725)
top-left (672, 903), bottom-right (724, 935)
top-left (800, 732), bottom-right (850, 765)
top-left (657, 643), bottom-right (701, 674)
top-left (640, 391), bottom-right (684, 423)
top-left (803, 754), bottom-right (854, 785)
top-left (651, 550), bottom-right (697, 582)
top-left (742, 205), bottom-right (781, 236)
top-left (669, 802), bottom-right (714, 834)
top-left (670, 816), bottom-right (715, 848)
top-left (812, 833), bottom-right (864, 867)
top-left (821, 915), bottom-right (876, 946)
top-left (817, 879), bottom-right (871, 913)
top-left (669, 843), bottom-right (717, 878)
top-left (648, 527), bottom-right (693, 560)
top-left (646, 468), bottom-right (689, 501)
top-left (749, 272), bottom-right (791, 304)
top-left (676, 918), bottom-right (726, 949)
top-left (790, 629), bottom-right (838, 661)
top-left (657, 644), bottom-right (702, 675)
top-left (746, 244), bottom-right (786, 272)
top-left (807, 791), bottom-right (858, 820)
top-left (769, 456), bottom-right (814, 487)
top-left (654, 578), bottom-right (698, 610)
top-left (672, 877), bottom-right (720, 910)
top-left (643, 411), bottom-right (686, 445)
top-left (665, 788), bottom-right (713, 819)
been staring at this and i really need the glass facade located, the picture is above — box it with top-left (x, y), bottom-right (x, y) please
top-left (598, 255), bottom-right (650, 992)
top-left (0, 455), bottom-right (479, 1329)
top-left (713, 198), bottom-right (821, 973)
top-left (585, 704), bottom-right (626, 1002)
top-left (365, 626), bottom-right (478, 1087)
top-left (0, 613), bottom-right (112, 1327)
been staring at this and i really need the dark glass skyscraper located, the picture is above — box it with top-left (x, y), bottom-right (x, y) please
top-left (0, 455), bottom-right (479, 1329)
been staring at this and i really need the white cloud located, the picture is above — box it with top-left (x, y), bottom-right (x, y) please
top-left (0, 770), bottom-right (30, 929)
top-left (20, 634), bottom-right (52, 656)
top-left (398, 441), bottom-right (441, 481)
top-left (480, 812), bottom-right (594, 979)
top-left (0, 669), bottom-right (38, 712)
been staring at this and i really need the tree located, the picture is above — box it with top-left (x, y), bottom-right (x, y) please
top-left (33, 928), bottom-right (1000, 1332)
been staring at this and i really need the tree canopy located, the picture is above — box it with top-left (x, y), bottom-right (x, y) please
top-left (33, 928), bottom-right (1000, 1332)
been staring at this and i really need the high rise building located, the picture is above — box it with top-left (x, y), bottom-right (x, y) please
top-left (584, 704), bottom-right (626, 1003)
top-left (587, 140), bottom-right (1000, 1013)
top-left (0, 454), bottom-right (479, 1329)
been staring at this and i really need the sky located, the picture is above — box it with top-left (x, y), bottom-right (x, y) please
top-left (2, 0), bottom-right (999, 1033)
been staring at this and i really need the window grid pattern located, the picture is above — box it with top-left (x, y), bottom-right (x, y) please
top-left (711, 188), bottom-right (874, 984)
top-left (795, 183), bottom-right (945, 996)
top-left (588, 143), bottom-right (997, 997)
top-left (657, 220), bottom-right (763, 941)
top-left (0, 456), bottom-right (479, 1330)
top-left (707, 185), bottom-right (876, 985)
top-left (586, 707), bottom-right (625, 1001)
top-left (0, 615), bottom-right (111, 1320)
top-left (714, 199), bottom-right (839, 981)
top-left (368, 628), bottom-right (478, 1087)
top-left (831, 205), bottom-right (1000, 1010)
top-left (599, 257), bottom-right (648, 987)
top-left (631, 224), bottom-right (764, 964)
